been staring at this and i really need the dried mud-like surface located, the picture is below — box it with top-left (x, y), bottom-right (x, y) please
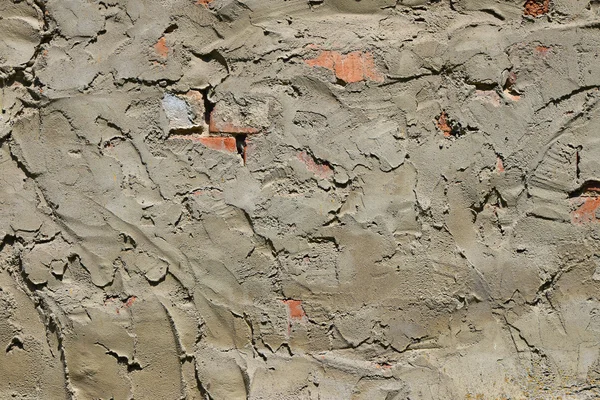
top-left (2, 0), bottom-right (600, 399)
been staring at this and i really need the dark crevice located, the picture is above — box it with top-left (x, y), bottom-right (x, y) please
top-left (96, 343), bottom-right (143, 372)
top-left (6, 336), bottom-right (24, 353)
top-left (334, 77), bottom-right (348, 87)
top-left (300, 149), bottom-right (334, 174)
top-left (470, 187), bottom-right (508, 221)
top-left (437, 112), bottom-right (466, 138)
top-left (277, 342), bottom-right (294, 357)
top-left (117, 76), bottom-right (181, 88)
top-left (168, 126), bottom-right (205, 136)
top-left (95, 116), bottom-right (130, 138)
top-left (14, 243), bottom-right (48, 292)
top-left (164, 23), bottom-right (179, 34)
top-left (235, 134), bottom-right (247, 164)
top-left (244, 313), bottom-right (267, 362)
top-left (37, 302), bottom-right (76, 397)
top-left (576, 150), bottom-right (581, 180)
top-left (194, 49), bottom-right (230, 73)
top-left (379, 72), bottom-right (433, 87)
top-left (479, 8), bottom-right (505, 21)
top-left (569, 180), bottom-right (600, 198)
top-left (535, 85), bottom-right (600, 113)
top-left (307, 235), bottom-right (340, 251)
top-left (194, 363), bottom-right (215, 400)
top-left (87, 29), bottom-right (107, 45)
top-left (0, 234), bottom-right (16, 254)
top-left (200, 87), bottom-right (215, 127)
top-left (468, 81), bottom-right (498, 91)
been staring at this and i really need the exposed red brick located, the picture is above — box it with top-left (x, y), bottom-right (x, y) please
top-left (154, 37), bottom-right (169, 59)
top-left (571, 185), bottom-right (600, 224)
top-left (305, 50), bottom-right (384, 83)
top-left (183, 89), bottom-right (204, 105)
top-left (285, 299), bottom-right (304, 320)
top-left (436, 112), bottom-right (452, 138)
top-left (572, 197), bottom-right (600, 224)
top-left (283, 299), bottom-right (306, 336)
top-left (241, 138), bottom-right (249, 164)
top-left (104, 296), bottom-right (138, 314)
top-left (124, 296), bottom-right (137, 308)
top-left (496, 157), bottom-right (505, 173)
top-left (171, 134), bottom-right (237, 153)
top-left (297, 151), bottom-right (333, 179)
top-left (524, 0), bottom-right (550, 17)
top-left (504, 91), bottom-right (521, 101)
top-left (535, 45), bottom-right (551, 56)
top-left (362, 53), bottom-right (383, 82)
top-left (284, 299), bottom-right (305, 320)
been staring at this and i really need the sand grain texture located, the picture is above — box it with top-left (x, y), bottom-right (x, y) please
top-left (2, 0), bottom-right (600, 398)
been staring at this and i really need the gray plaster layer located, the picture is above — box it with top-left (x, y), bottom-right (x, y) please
top-left (1, 0), bottom-right (600, 399)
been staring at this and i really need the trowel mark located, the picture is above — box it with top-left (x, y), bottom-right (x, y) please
top-left (305, 50), bottom-right (384, 84)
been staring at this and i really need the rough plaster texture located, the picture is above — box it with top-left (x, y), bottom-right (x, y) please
top-left (2, 0), bottom-right (600, 399)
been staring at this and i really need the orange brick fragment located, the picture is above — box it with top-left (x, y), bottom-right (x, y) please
top-left (496, 157), bottom-right (505, 173)
top-left (284, 299), bottom-right (305, 320)
top-left (154, 37), bottom-right (169, 59)
top-left (436, 112), bottom-right (452, 138)
top-left (171, 134), bottom-right (237, 153)
top-left (305, 50), bottom-right (384, 83)
top-left (124, 296), bottom-right (136, 308)
top-left (283, 299), bottom-right (306, 336)
top-left (524, 0), bottom-right (549, 17)
top-left (572, 197), bottom-right (600, 224)
top-left (535, 46), bottom-right (551, 56)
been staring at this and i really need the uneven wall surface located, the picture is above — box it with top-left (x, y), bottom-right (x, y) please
top-left (1, 0), bottom-right (600, 398)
